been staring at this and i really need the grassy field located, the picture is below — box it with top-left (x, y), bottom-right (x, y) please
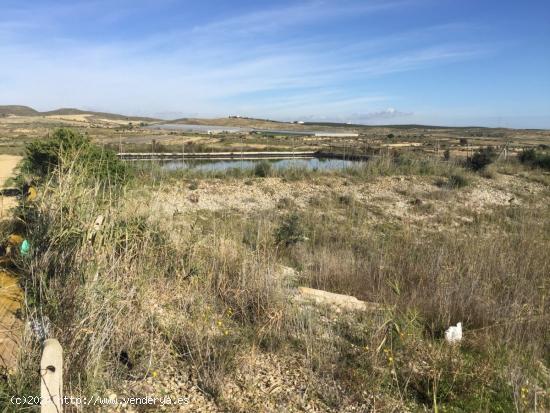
top-left (0, 128), bottom-right (549, 411)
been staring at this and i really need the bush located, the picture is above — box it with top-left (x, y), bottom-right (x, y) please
top-left (22, 128), bottom-right (128, 185)
top-left (275, 213), bottom-right (304, 246)
top-left (537, 153), bottom-right (550, 170)
top-left (23, 128), bottom-right (89, 177)
top-left (254, 160), bottom-right (272, 177)
top-left (468, 147), bottom-right (497, 171)
top-left (519, 148), bottom-right (550, 171)
top-left (447, 174), bottom-right (469, 188)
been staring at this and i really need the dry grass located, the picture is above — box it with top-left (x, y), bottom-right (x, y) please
top-left (1, 152), bottom-right (291, 405)
top-left (1, 138), bottom-right (549, 412)
top-left (292, 205), bottom-right (549, 341)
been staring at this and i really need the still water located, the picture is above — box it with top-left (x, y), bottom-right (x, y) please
top-left (160, 158), bottom-right (362, 173)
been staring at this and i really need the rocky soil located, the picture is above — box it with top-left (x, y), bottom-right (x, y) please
top-left (135, 173), bottom-right (547, 232)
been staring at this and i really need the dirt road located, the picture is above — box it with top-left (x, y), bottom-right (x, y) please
top-left (0, 154), bottom-right (23, 371)
top-left (0, 155), bottom-right (21, 186)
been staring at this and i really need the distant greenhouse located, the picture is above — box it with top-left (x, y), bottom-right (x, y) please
top-left (148, 123), bottom-right (359, 137)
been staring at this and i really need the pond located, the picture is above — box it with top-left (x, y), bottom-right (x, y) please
top-left (160, 157), bottom-right (363, 173)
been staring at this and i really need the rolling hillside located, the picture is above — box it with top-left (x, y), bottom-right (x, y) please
top-left (0, 105), bottom-right (159, 122)
top-left (0, 105), bottom-right (40, 117)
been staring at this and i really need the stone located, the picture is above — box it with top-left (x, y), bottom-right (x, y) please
top-left (294, 287), bottom-right (382, 312)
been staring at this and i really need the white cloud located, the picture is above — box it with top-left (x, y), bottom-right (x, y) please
top-left (0, 0), bottom-right (492, 122)
top-left (191, 0), bottom-right (410, 36)
top-left (291, 108), bottom-right (413, 125)
top-left (355, 108), bottom-right (413, 120)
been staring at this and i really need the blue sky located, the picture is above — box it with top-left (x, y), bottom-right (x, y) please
top-left (1, 0), bottom-right (549, 127)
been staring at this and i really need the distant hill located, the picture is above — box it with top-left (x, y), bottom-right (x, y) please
top-left (42, 108), bottom-right (160, 122)
top-left (170, 116), bottom-right (287, 127)
top-left (0, 105), bottom-right (159, 122)
top-left (2, 106), bottom-right (535, 131)
top-left (0, 105), bottom-right (40, 116)
top-left (170, 117), bottom-right (494, 131)
top-left (168, 117), bottom-right (358, 132)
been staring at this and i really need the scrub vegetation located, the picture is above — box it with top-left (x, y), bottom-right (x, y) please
top-left (0, 129), bottom-right (549, 412)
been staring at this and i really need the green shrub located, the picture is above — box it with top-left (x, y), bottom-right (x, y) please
top-left (275, 213), bottom-right (304, 246)
top-left (22, 128), bottom-right (128, 185)
top-left (254, 160), bottom-right (272, 177)
top-left (536, 153), bottom-right (550, 170)
top-left (468, 147), bottom-right (497, 171)
top-left (23, 128), bottom-right (89, 177)
top-left (519, 148), bottom-right (537, 164)
top-left (447, 174), bottom-right (469, 188)
top-left (519, 148), bottom-right (550, 170)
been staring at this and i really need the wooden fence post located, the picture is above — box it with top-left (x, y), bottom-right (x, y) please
top-left (41, 339), bottom-right (63, 413)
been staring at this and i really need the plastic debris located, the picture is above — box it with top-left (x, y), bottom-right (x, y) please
top-left (20, 240), bottom-right (30, 256)
top-left (26, 186), bottom-right (37, 202)
top-left (29, 316), bottom-right (51, 343)
top-left (445, 322), bottom-right (463, 344)
top-left (87, 215), bottom-right (105, 242)
top-left (7, 234), bottom-right (23, 246)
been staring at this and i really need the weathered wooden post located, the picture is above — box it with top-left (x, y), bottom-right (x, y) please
top-left (41, 339), bottom-right (63, 413)
top-left (182, 136), bottom-right (185, 163)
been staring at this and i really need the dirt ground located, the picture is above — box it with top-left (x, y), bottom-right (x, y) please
top-left (133, 171), bottom-right (547, 233)
top-left (0, 155), bottom-right (22, 219)
top-left (0, 155), bottom-right (21, 186)
top-left (0, 154), bottom-right (23, 372)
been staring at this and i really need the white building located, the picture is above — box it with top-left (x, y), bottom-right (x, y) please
top-left (314, 132), bottom-right (359, 138)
